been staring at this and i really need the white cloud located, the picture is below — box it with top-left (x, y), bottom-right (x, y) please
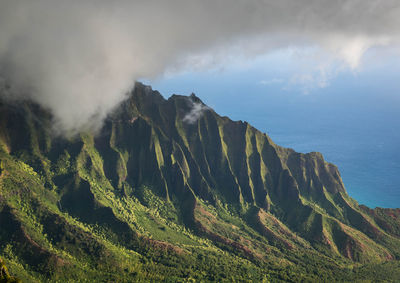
top-left (0, 0), bottom-right (399, 134)
top-left (259, 78), bottom-right (284, 85)
top-left (321, 35), bottom-right (391, 70)
top-left (287, 72), bottom-right (329, 95)
top-left (183, 99), bottom-right (210, 124)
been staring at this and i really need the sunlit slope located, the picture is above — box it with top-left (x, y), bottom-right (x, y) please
top-left (0, 83), bottom-right (399, 282)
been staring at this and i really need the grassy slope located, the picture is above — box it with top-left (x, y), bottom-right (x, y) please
top-left (0, 83), bottom-right (399, 282)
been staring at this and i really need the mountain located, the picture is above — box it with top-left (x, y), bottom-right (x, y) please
top-left (0, 82), bottom-right (399, 282)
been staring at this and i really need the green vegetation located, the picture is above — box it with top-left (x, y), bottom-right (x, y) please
top-left (0, 258), bottom-right (20, 283)
top-left (0, 83), bottom-right (399, 282)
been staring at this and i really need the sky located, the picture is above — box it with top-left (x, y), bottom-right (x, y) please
top-left (1, 0), bottom-right (400, 133)
top-left (0, 1), bottom-right (399, 206)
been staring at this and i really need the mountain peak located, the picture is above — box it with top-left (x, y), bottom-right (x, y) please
top-left (0, 84), bottom-right (399, 281)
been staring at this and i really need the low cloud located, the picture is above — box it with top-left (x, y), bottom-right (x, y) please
top-left (183, 99), bottom-right (210, 124)
top-left (260, 78), bottom-right (285, 86)
top-left (0, 0), bottom-right (399, 134)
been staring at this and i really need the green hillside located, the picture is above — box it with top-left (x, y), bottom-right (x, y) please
top-left (0, 83), bottom-right (399, 282)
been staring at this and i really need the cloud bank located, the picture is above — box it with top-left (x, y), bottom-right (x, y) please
top-left (0, 0), bottom-right (399, 134)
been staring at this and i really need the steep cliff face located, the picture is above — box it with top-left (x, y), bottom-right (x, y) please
top-left (0, 83), bottom-right (399, 281)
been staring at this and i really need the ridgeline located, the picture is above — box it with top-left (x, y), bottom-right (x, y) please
top-left (0, 83), bottom-right (399, 281)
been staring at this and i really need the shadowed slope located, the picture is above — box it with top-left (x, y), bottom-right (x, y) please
top-left (0, 83), bottom-right (399, 281)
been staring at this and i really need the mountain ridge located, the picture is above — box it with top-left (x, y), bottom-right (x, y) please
top-left (0, 82), bottom-right (399, 281)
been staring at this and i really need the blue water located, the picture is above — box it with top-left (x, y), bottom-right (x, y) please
top-left (147, 57), bottom-right (400, 208)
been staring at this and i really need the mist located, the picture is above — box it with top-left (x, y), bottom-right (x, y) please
top-left (0, 0), bottom-right (399, 134)
top-left (183, 98), bottom-right (211, 124)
